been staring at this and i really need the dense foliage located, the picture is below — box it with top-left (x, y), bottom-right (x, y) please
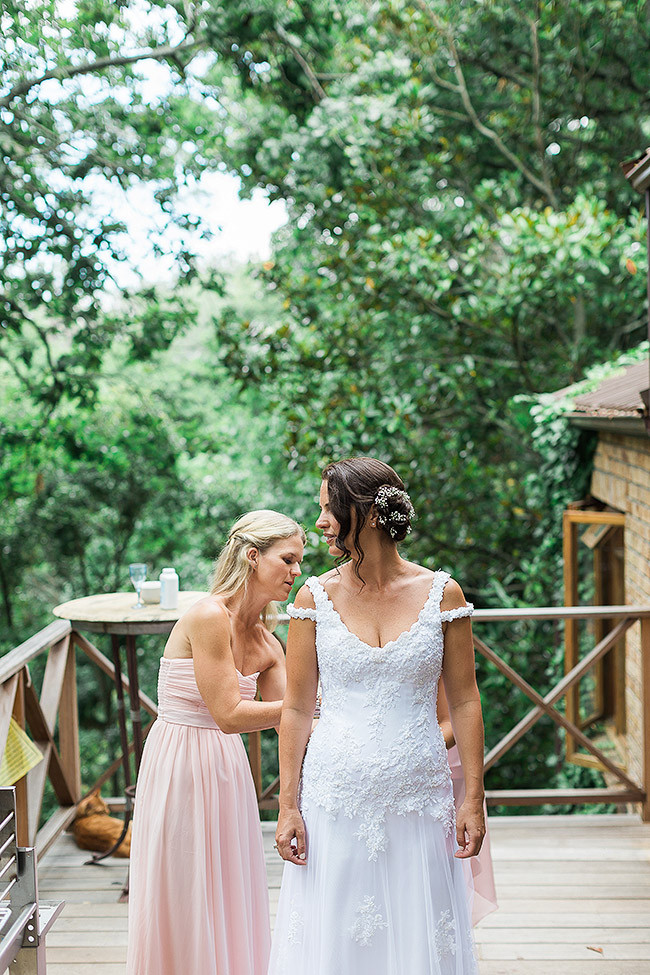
top-left (2, 1), bottom-right (649, 809)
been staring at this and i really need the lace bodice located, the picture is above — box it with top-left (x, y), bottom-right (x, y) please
top-left (287, 571), bottom-right (473, 859)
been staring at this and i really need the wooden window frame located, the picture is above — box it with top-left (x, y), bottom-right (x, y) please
top-left (563, 507), bottom-right (626, 770)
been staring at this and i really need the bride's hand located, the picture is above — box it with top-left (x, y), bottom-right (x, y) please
top-left (276, 808), bottom-right (307, 865)
top-left (454, 798), bottom-right (485, 859)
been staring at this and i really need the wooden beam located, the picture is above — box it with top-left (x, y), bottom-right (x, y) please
top-left (59, 639), bottom-right (81, 802)
top-left (642, 617), bottom-right (650, 822)
top-left (485, 786), bottom-right (643, 806)
top-left (563, 510), bottom-right (579, 760)
top-left (23, 680), bottom-right (75, 806)
top-left (26, 742), bottom-right (51, 845)
top-left (442, 605), bottom-right (650, 623)
top-left (259, 774), bottom-right (280, 803)
top-left (72, 631), bottom-right (157, 717)
top-left (483, 618), bottom-right (635, 770)
top-left (35, 804), bottom-right (77, 860)
top-left (0, 674), bottom-right (19, 755)
top-left (563, 510), bottom-right (626, 525)
top-left (12, 670), bottom-right (28, 846)
top-left (0, 620), bottom-right (71, 684)
top-left (39, 634), bottom-right (71, 732)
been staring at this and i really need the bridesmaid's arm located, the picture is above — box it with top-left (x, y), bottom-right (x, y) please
top-left (436, 682), bottom-right (455, 748)
top-left (257, 636), bottom-right (286, 733)
top-left (275, 584), bottom-right (319, 866)
top-left (191, 604), bottom-right (282, 734)
top-left (441, 578), bottom-right (485, 859)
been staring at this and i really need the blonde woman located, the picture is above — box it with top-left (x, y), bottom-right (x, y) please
top-left (127, 511), bottom-right (305, 975)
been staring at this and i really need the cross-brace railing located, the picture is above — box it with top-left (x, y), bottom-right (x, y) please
top-left (1, 603), bottom-right (649, 852)
top-left (470, 605), bottom-right (650, 817)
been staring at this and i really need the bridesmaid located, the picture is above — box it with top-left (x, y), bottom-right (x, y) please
top-left (126, 510), bottom-right (305, 975)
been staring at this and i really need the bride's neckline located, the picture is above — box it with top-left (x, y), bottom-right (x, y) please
top-left (311, 572), bottom-right (441, 652)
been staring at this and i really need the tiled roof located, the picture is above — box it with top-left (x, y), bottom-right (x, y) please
top-left (567, 360), bottom-right (648, 419)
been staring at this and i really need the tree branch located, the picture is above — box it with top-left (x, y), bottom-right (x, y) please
top-left (275, 24), bottom-right (327, 103)
top-left (529, 16), bottom-right (556, 207)
top-left (414, 1), bottom-right (559, 207)
top-left (0, 37), bottom-right (205, 108)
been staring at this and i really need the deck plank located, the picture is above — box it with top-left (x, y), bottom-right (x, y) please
top-left (19, 814), bottom-right (650, 974)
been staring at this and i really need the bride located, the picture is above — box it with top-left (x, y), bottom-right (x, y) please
top-left (270, 457), bottom-right (484, 974)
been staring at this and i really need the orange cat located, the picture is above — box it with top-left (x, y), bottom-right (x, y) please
top-left (71, 791), bottom-right (131, 858)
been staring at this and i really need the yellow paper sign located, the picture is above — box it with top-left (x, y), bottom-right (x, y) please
top-left (0, 719), bottom-right (44, 787)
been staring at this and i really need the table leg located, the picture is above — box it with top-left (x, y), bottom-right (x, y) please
top-left (111, 636), bottom-right (132, 791)
top-left (87, 636), bottom-right (133, 865)
top-left (125, 635), bottom-right (144, 772)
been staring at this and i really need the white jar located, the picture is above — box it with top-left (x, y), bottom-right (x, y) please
top-left (159, 567), bottom-right (179, 610)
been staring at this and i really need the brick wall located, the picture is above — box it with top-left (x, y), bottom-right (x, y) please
top-left (590, 431), bottom-right (650, 788)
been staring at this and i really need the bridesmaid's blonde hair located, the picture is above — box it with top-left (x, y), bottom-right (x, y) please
top-left (210, 510), bottom-right (306, 630)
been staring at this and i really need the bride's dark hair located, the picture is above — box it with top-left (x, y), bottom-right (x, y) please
top-left (321, 457), bottom-right (414, 581)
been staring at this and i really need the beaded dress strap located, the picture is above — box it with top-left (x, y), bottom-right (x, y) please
top-left (286, 576), bottom-right (321, 622)
top-left (438, 571), bottom-right (474, 621)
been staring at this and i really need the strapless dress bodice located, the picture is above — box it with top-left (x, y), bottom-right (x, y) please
top-left (157, 657), bottom-right (258, 730)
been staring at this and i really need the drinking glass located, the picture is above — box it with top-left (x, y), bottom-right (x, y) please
top-left (129, 563), bottom-right (147, 609)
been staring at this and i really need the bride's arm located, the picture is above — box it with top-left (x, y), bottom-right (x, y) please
top-left (441, 578), bottom-right (485, 859)
top-left (275, 584), bottom-right (319, 866)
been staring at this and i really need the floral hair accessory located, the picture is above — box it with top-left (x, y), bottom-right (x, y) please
top-left (373, 485), bottom-right (415, 539)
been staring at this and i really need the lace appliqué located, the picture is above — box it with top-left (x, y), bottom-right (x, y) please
top-left (354, 820), bottom-right (387, 860)
top-left (287, 900), bottom-right (304, 946)
top-left (300, 572), bottom-right (465, 858)
top-left (349, 895), bottom-right (388, 947)
top-left (435, 909), bottom-right (457, 960)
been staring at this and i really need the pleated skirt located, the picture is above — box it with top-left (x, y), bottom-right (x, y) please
top-left (126, 718), bottom-right (270, 975)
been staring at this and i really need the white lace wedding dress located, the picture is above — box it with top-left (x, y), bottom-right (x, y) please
top-left (268, 571), bottom-right (479, 975)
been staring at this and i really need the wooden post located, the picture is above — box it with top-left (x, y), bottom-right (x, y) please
top-left (248, 731), bottom-right (262, 801)
top-left (12, 670), bottom-right (29, 846)
top-left (641, 617), bottom-right (650, 822)
top-left (58, 641), bottom-right (81, 803)
top-left (563, 511), bottom-right (579, 758)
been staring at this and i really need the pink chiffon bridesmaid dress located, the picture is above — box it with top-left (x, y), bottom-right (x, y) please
top-left (448, 744), bottom-right (498, 925)
top-left (126, 657), bottom-right (270, 975)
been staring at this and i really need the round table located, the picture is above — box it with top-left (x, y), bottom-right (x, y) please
top-left (53, 591), bottom-right (207, 863)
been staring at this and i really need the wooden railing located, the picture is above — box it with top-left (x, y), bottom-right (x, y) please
top-left (0, 621), bottom-right (156, 858)
top-left (0, 603), bottom-right (648, 855)
top-left (471, 605), bottom-right (650, 816)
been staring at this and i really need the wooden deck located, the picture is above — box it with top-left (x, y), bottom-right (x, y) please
top-left (30, 814), bottom-right (650, 975)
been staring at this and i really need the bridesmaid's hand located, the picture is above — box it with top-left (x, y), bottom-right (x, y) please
top-left (276, 808), bottom-right (307, 865)
top-left (454, 799), bottom-right (485, 859)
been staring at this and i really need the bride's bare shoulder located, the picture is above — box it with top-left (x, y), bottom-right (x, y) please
top-left (439, 576), bottom-right (469, 611)
top-left (292, 582), bottom-right (317, 610)
top-left (401, 561), bottom-right (437, 585)
top-left (318, 567), bottom-right (344, 597)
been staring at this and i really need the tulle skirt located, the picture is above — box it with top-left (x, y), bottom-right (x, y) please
top-left (269, 803), bottom-right (478, 974)
top-left (126, 718), bottom-right (270, 975)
